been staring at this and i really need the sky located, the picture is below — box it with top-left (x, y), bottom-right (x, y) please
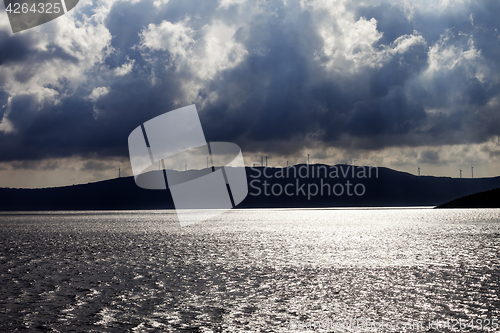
top-left (0, 0), bottom-right (499, 188)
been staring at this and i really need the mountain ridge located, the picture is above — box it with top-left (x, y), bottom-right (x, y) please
top-left (1, 165), bottom-right (499, 210)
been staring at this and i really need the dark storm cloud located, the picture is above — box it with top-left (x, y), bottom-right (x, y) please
top-left (195, 0), bottom-right (500, 152)
top-left (0, 90), bottom-right (8, 115)
top-left (352, 0), bottom-right (500, 145)
top-left (0, 0), bottom-right (500, 163)
top-left (0, 30), bottom-right (77, 68)
top-left (199, 3), bottom-right (323, 143)
top-left (0, 76), bottom-right (186, 161)
top-left (0, 31), bottom-right (32, 65)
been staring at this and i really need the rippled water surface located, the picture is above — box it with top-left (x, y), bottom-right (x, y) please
top-left (0, 208), bottom-right (499, 332)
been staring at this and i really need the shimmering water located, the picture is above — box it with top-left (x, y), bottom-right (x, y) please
top-left (0, 208), bottom-right (499, 332)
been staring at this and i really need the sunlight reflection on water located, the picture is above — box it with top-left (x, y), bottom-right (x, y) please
top-left (0, 208), bottom-right (499, 332)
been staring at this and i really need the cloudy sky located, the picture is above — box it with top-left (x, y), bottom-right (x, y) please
top-left (0, 0), bottom-right (499, 188)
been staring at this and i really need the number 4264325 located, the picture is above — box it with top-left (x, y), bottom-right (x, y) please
top-left (5, 2), bottom-right (62, 14)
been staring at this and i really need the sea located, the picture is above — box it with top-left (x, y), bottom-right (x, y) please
top-left (0, 208), bottom-right (499, 332)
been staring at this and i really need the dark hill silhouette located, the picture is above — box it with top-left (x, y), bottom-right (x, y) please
top-left (240, 165), bottom-right (500, 208)
top-left (435, 188), bottom-right (500, 208)
top-left (0, 164), bottom-right (499, 210)
top-left (0, 177), bottom-right (174, 211)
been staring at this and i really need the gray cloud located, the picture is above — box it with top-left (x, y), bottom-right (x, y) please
top-left (0, 0), bottom-right (499, 165)
top-left (419, 150), bottom-right (440, 164)
top-left (81, 160), bottom-right (115, 171)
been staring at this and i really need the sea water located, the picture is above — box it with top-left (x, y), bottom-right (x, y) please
top-left (0, 208), bottom-right (499, 332)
